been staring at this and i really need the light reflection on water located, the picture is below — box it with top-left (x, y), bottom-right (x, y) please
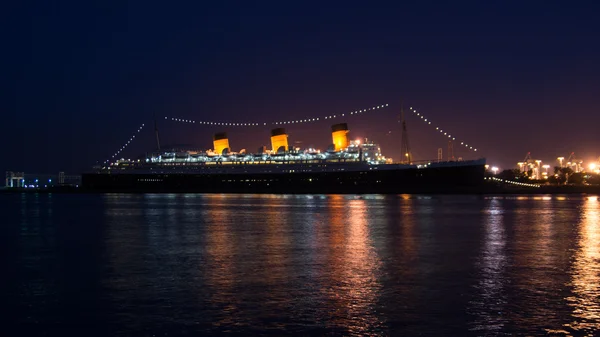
top-left (510, 198), bottom-right (566, 330)
top-left (205, 194), bottom-right (239, 329)
top-left (325, 197), bottom-right (383, 336)
top-left (565, 197), bottom-right (600, 336)
top-left (469, 198), bottom-right (507, 334)
top-left (2, 193), bottom-right (600, 336)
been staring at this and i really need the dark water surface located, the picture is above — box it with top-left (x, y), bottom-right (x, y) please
top-left (1, 193), bottom-right (599, 336)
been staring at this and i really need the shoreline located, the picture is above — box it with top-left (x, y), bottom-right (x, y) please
top-left (2, 185), bottom-right (600, 195)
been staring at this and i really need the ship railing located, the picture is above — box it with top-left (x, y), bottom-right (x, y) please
top-left (110, 157), bottom-right (374, 169)
top-left (145, 156), bottom-right (365, 164)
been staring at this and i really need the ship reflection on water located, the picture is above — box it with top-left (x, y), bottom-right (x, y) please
top-left (204, 194), bottom-right (240, 329)
top-left (320, 196), bottom-right (383, 335)
top-left (3, 193), bottom-right (600, 336)
top-left (201, 194), bottom-right (385, 335)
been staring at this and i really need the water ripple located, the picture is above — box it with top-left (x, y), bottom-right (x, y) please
top-left (1, 193), bottom-right (600, 336)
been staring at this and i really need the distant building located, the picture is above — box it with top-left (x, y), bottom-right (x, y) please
top-left (4, 171), bottom-right (81, 188)
top-left (5, 171), bottom-right (25, 188)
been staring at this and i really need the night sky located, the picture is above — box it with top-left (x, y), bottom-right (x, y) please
top-left (2, 1), bottom-right (600, 174)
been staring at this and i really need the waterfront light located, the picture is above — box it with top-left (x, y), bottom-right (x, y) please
top-left (491, 167), bottom-right (499, 175)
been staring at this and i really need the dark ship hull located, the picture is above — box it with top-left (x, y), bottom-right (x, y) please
top-left (82, 161), bottom-right (486, 194)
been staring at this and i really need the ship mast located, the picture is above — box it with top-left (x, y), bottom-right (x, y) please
top-left (400, 103), bottom-right (412, 164)
top-left (153, 112), bottom-right (161, 151)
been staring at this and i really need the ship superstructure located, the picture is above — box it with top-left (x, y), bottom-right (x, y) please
top-left (106, 123), bottom-right (391, 172)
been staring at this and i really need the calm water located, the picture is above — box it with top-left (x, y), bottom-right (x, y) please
top-left (1, 193), bottom-right (599, 336)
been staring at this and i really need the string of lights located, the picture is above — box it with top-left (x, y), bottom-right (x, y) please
top-left (486, 177), bottom-right (540, 188)
top-left (409, 107), bottom-right (479, 152)
top-left (164, 103), bottom-right (389, 127)
top-left (104, 123), bottom-right (145, 164)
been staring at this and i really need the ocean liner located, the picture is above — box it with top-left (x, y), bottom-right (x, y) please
top-left (82, 122), bottom-right (487, 193)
